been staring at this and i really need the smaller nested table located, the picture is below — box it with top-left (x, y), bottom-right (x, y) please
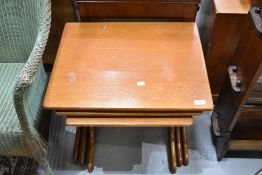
top-left (43, 22), bottom-right (213, 173)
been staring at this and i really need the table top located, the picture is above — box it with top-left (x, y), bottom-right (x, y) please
top-left (43, 22), bottom-right (213, 112)
top-left (214, 0), bottom-right (250, 15)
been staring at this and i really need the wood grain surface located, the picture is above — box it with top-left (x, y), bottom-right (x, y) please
top-left (43, 22), bottom-right (213, 112)
top-left (66, 117), bottom-right (193, 127)
top-left (197, 0), bottom-right (251, 100)
top-left (229, 140), bottom-right (262, 151)
top-left (56, 111), bottom-right (200, 117)
top-left (214, 0), bottom-right (250, 14)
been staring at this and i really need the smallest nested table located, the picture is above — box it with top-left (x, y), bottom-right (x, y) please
top-left (43, 22), bottom-right (213, 173)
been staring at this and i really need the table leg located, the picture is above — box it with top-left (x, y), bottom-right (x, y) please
top-left (73, 126), bottom-right (188, 174)
top-left (87, 127), bottom-right (95, 172)
top-left (182, 127), bottom-right (189, 166)
top-left (79, 127), bottom-right (88, 165)
top-left (176, 127), bottom-right (183, 167)
top-left (73, 127), bottom-right (82, 162)
top-left (170, 127), bottom-right (177, 173)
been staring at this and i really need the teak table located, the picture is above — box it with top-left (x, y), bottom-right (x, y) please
top-left (43, 22), bottom-right (213, 173)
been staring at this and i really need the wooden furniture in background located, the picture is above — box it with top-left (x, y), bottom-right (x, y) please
top-left (252, 0), bottom-right (262, 6)
top-left (43, 22), bottom-right (213, 173)
top-left (196, 0), bottom-right (251, 100)
top-left (43, 0), bottom-right (75, 64)
top-left (73, 0), bottom-right (200, 21)
top-left (43, 0), bottom-right (201, 64)
top-left (211, 5), bottom-right (262, 160)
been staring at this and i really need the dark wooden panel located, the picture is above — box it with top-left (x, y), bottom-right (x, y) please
top-left (231, 118), bottom-right (262, 140)
top-left (78, 1), bottom-right (199, 21)
top-left (206, 16), bottom-right (245, 100)
top-left (196, 0), bottom-right (251, 100)
top-left (240, 106), bottom-right (262, 119)
top-left (229, 140), bottom-right (262, 151)
top-left (196, 0), bottom-right (216, 56)
top-left (248, 74), bottom-right (262, 104)
top-left (43, 0), bottom-right (75, 64)
top-left (211, 6), bottom-right (262, 160)
top-left (251, 0), bottom-right (262, 6)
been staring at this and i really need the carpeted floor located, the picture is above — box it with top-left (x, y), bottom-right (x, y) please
top-left (0, 114), bottom-right (66, 175)
top-left (38, 112), bottom-right (262, 175)
top-left (4, 112), bottom-right (262, 175)
top-left (0, 156), bottom-right (38, 175)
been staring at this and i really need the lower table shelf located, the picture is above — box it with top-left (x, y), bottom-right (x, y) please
top-left (66, 114), bottom-right (193, 173)
top-left (66, 117), bottom-right (193, 127)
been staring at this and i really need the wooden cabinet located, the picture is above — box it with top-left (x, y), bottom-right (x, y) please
top-left (196, 0), bottom-right (251, 100)
top-left (210, 5), bottom-right (262, 160)
top-left (198, 0), bottom-right (262, 160)
top-left (74, 0), bottom-right (200, 21)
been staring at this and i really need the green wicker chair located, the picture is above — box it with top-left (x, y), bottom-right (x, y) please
top-left (0, 0), bottom-right (52, 174)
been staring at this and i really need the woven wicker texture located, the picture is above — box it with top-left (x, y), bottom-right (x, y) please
top-left (0, 0), bottom-right (51, 174)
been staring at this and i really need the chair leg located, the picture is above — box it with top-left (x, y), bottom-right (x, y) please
top-left (73, 127), bottom-right (82, 162)
top-left (170, 127), bottom-right (177, 173)
top-left (87, 127), bottom-right (95, 173)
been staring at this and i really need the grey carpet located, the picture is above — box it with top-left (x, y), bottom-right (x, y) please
top-left (47, 113), bottom-right (66, 170)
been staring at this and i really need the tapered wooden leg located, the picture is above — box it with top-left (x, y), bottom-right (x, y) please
top-left (176, 127), bottom-right (183, 167)
top-left (79, 127), bottom-right (88, 165)
top-left (73, 127), bottom-right (82, 162)
top-left (182, 127), bottom-right (189, 166)
top-left (170, 127), bottom-right (177, 173)
top-left (87, 127), bottom-right (95, 172)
